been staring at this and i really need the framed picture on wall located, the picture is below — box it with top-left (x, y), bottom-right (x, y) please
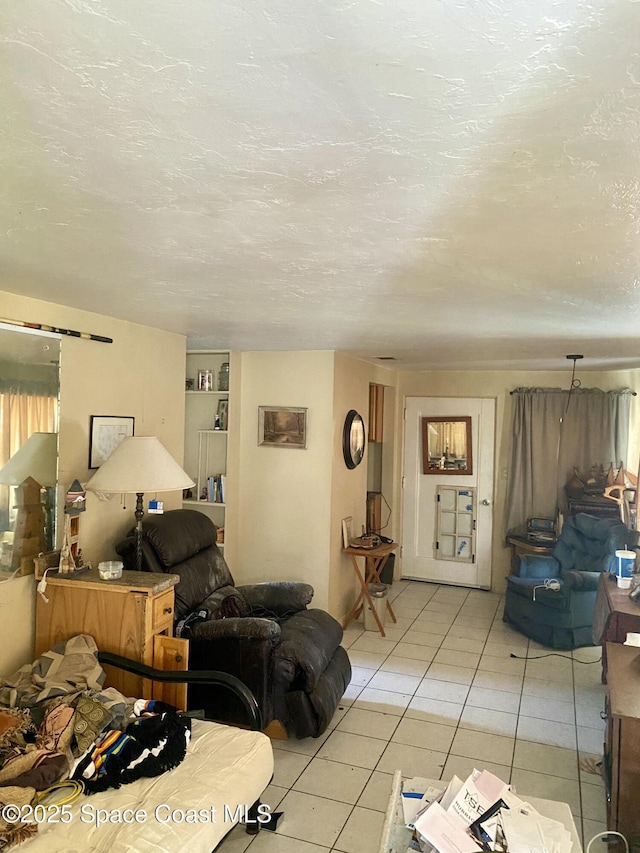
top-left (217, 398), bottom-right (229, 431)
top-left (258, 406), bottom-right (307, 448)
top-left (89, 415), bottom-right (135, 469)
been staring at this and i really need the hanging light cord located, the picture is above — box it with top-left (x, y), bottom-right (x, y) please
top-left (564, 354), bottom-right (583, 414)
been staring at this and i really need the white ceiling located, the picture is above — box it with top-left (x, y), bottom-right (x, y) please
top-left (3, 1), bottom-right (640, 371)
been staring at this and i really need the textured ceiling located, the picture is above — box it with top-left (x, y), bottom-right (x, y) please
top-left (2, 1), bottom-right (640, 371)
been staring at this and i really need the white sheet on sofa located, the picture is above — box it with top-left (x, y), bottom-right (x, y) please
top-left (17, 719), bottom-right (274, 852)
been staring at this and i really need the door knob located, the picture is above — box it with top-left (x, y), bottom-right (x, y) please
top-left (481, 498), bottom-right (491, 506)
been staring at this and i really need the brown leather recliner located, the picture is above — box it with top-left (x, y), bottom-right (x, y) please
top-left (116, 509), bottom-right (351, 738)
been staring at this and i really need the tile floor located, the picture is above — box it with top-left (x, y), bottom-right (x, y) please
top-left (220, 580), bottom-right (608, 853)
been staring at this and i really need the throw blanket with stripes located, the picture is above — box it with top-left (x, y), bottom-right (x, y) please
top-left (72, 700), bottom-right (191, 794)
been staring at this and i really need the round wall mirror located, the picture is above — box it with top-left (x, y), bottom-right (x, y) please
top-left (343, 410), bottom-right (366, 469)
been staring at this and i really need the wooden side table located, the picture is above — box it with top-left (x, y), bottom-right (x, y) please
top-left (343, 542), bottom-right (398, 637)
top-left (35, 567), bottom-right (188, 705)
top-left (506, 533), bottom-right (555, 575)
top-left (593, 572), bottom-right (640, 683)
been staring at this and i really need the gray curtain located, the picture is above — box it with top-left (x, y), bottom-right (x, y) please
top-left (505, 387), bottom-right (632, 533)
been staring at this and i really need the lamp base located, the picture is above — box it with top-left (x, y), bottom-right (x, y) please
top-left (134, 492), bottom-right (145, 572)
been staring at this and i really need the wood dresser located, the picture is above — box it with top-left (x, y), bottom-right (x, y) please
top-left (593, 573), bottom-right (640, 682)
top-left (604, 642), bottom-right (640, 851)
top-left (35, 567), bottom-right (188, 705)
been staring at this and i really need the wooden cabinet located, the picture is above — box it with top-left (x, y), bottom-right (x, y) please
top-left (604, 643), bottom-right (640, 848)
top-left (368, 383), bottom-right (384, 442)
top-left (366, 492), bottom-right (382, 535)
top-left (35, 568), bottom-right (187, 705)
top-left (183, 350), bottom-right (232, 551)
top-left (594, 574), bottom-right (640, 683)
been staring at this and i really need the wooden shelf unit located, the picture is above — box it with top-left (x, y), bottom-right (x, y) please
top-left (184, 351), bottom-right (231, 549)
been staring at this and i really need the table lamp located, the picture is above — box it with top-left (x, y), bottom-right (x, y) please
top-left (85, 436), bottom-right (194, 572)
top-left (0, 432), bottom-right (58, 569)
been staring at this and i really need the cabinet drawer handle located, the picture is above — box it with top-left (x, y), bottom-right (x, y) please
top-left (163, 607), bottom-right (173, 615)
top-left (176, 655), bottom-right (183, 663)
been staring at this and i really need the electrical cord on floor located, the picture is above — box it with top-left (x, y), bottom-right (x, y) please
top-left (587, 831), bottom-right (628, 853)
top-left (509, 651), bottom-right (602, 663)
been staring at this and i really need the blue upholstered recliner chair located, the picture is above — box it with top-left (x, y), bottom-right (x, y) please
top-left (503, 513), bottom-right (637, 649)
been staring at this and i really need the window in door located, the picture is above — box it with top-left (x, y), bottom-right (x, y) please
top-left (435, 485), bottom-right (476, 563)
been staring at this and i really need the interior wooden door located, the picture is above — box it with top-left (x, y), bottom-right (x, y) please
top-left (402, 397), bottom-right (495, 589)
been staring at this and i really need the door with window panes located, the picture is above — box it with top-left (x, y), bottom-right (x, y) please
top-left (402, 397), bottom-right (495, 589)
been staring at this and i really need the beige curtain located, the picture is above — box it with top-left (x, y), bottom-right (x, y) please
top-left (505, 387), bottom-right (632, 533)
top-left (0, 391), bottom-right (57, 530)
top-left (0, 392), bottom-right (57, 466)
top-left (430, 422), bottom-right (467, 458)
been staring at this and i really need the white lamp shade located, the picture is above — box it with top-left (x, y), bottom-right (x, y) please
top-left (85, 436), bottom-right (194, 494)
top-left (0, 432), bottom-right (58, 486)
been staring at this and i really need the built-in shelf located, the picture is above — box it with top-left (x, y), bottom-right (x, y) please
top-left (184, 350), bottom-right (231, 550)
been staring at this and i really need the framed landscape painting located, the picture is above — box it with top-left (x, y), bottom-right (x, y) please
top-left (258, 406), bottom-right (307, 448)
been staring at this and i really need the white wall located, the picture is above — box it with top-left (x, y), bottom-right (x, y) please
top-left (235, 351), bottom-right (335, 608)
top-left (329, 354), bottom-right (388, 619)
top-left (234, 350), bottom-right (397, 619)
top-left (0, 289), bottom-right (186, 675)
top-left (333, 364), bottom-right (399, 608)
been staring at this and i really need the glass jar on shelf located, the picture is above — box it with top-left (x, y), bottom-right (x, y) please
top-left (198, 369), bottom-right (213, 391)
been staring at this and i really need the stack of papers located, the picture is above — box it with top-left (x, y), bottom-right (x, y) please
top-left (500, 804), bottom-right (573, 853)
top-left (401, 770), bottom-right (573, 853)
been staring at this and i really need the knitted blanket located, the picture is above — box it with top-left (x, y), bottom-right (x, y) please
top-left (72, 699), bottom-right (191, 794)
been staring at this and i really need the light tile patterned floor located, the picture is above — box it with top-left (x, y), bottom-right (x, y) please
top-left (219, 580), bottom-right (607, 852)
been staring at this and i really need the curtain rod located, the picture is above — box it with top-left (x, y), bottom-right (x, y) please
top-left (0, 316), bottom-right (112, 343)
top-left (509, 387), bottom-right (637, 396)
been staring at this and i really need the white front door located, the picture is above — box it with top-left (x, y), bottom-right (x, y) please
top-left (401, 397), bottom-right (495, 589)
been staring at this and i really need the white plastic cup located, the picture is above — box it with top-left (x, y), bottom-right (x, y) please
top-left (615, 549), bottom-right (636, 580)
top-left (98, 560), bottom-right (123, 580)
top-left (617, 576), bottom-right (632, 589)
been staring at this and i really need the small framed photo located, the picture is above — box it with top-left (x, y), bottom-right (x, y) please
top-left (342, 517), bottom-right (353, 549)
top-left (217, 398), bottom-right (229, 431)
top-left (258, 406), bottom-right (307, 448)
top-left (89, 415), bottom-right (135, 469)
